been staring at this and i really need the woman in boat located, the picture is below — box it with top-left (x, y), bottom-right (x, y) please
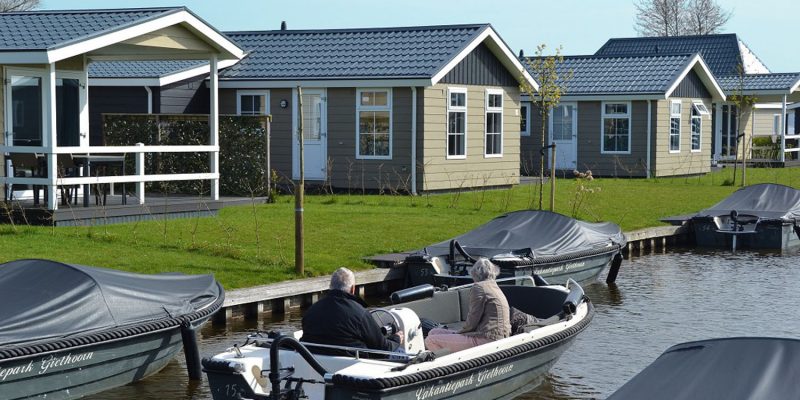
top-left (424, 257), bottom-right (511, 352)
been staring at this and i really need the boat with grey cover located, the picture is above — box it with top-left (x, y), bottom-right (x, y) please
top-left (608, 337), bottom-right (800, 400)
top-left (403, 210), bottom-right (626, 287)
top-left (203, 276), bottom-right (593, 400)
top-left (690, 183), bottom-right (800, 249)
top-left (0, 259), bottom-right (224, 400)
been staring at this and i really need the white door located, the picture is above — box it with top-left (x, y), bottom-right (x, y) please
top-left (293, 88), bottom-right (327, 180)
top-left (549, 103), bottom-right (577, 170)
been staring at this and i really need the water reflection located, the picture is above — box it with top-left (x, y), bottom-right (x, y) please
top-left (88, 247), bottom-right (800, 399)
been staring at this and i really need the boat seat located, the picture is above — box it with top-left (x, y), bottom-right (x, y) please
top-left (500, 286), bottom-right (569, 320)
top-left (400, 290), bottom-right (462, 325)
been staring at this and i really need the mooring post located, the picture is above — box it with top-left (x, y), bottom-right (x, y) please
top-left (606, 253), bottom-right (624, 284)
top-left (180, 322), bottom-right (202, 380)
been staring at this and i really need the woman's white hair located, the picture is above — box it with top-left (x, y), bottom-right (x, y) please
top-left (470, 258), bottom-right (499, 282)
top-left (330, 267), bottom-right (355, 292)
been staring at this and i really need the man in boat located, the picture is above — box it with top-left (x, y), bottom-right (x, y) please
top-left (425, 258), bottom-right (510, 352)
top-left (301, 267), bottom-right (403, 353)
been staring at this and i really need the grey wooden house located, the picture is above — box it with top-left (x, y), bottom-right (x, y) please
top-left (217, 24), bottom-right (537, 193)
top-left (521, 53), bottom-right (724, 178)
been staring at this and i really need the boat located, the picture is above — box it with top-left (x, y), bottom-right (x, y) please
top-left (203, 276), bottom-right (593, 400)
top-left (690, 183), bottom-right (800, 250)
top-left (402, 210), bottom-right (626, 287)
top-left (0, 259), bottom-right (224, 400)
top-left (608, 337), bottom-right (800, 400)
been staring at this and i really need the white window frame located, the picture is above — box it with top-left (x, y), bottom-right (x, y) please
top-left (669, 100), bottom-right (682, 154)
top-left (236, 90), bottom-right (270, 115)
top-left (484, 88), bottom-right (503, 158)
top-left (691, 101), bottom-right (702, 152)
top-left (446, 87), bottom-right (467, 159)
top-left (600, 101), bottom-right (631, 154)
top-left (692, 100), bottom-right (710, 116)
top-left (520, 103), bottom-right (530, 137)
top-left (355, 88), bottom-right (393, 160)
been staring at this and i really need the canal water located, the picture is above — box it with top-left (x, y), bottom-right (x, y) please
top-left (87, 246), bottom-right (800, 400)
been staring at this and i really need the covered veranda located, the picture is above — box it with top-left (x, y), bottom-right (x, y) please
top-left (0, 7), bottom-right (244, 217)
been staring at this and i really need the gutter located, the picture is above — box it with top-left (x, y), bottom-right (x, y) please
top-left (144, 86), bottom-right (153, 114)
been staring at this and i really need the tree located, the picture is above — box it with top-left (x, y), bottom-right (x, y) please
top-left (684, 0), bottom-right (732, 35)
top-left (521, 45), bottom-right (570, 210)
top-left (728, 64), bottom-right (757, 187)
top-left (0, 0), bottom-right (39, 12)
top-left (633, 0), bottom-right (731, 36)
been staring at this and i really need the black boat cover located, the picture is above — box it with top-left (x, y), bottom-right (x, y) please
top-left (608, 337), bottom-right (800, 400)
top-left (422, 210), bottom-right (626, 260)
top-left (0, 259), bottom-right (223, 348)
top-left (694, 183), bottom-right (800, 221)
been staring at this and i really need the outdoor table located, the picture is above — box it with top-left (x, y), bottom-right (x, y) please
top-left (71, 154), bottom-right (126, 207)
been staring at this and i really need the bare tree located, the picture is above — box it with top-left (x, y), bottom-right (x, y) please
top-left (684, 0), bottom-right (732, 35)
top-left (0, 0), bottom-right (39, 12)
top-left (634, 0), bottom-right (731, 36)
top-left (634, 0), bottom-right (686, 37)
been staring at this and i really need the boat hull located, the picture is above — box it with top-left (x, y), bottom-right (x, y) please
top-left (0, 326), bottom-right (186, 400)
top-left (408, 250), bottom-right (617, 288)
top-left (692, 218), bottom-right (800, 250)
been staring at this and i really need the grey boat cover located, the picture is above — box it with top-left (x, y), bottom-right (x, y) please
top-left (694, 183), bottom-right (800, 221)
top-left (608, 337), bottom-right (800, 400)
top-left (0, 259), bottom-right (223, 348)
top-left (423, 210), bottom-right (626, 259)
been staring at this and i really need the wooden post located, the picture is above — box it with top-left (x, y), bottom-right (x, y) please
top-left (295, 87), bottom-right (305, 276)
top-left (549, 142), bottom-right (556, 211)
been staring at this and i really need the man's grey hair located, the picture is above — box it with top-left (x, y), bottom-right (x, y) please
top-left (470, 258), bottom-right (499, 282)
top-left (330, 267), bottom-right (356, 292)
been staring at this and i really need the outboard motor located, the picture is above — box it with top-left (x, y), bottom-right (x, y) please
top-left (403, 255), bottom-right (444, 286)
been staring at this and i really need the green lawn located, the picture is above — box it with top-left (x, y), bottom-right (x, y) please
top-left (1, 167), bottom-right (798, 289)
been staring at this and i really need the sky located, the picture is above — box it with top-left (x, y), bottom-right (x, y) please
top-left (39, 0), bottom-right (800, 72)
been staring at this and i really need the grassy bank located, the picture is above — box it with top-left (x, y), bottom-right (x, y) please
top-left (1, 167), bottom-right (797, 289)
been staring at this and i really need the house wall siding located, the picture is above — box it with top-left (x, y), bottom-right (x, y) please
top-left (439, 43), bottom-right (519, 87)
top-left (576, 101), bottom-right (649, 177)
top-left (267, 88), bottom-right (293, 181)
top-left (520, 102), bottom-right (546, 176)
top-left (653, 98), bottom-right (712, 176)
top-left (158, 76), bottom-right (209, 114)
top-left (89, 86), bottom-right (149, 145)
top-left (671, 69), bottom-right (711, 99)
top-left (420, 83), bottom-right (520, 191)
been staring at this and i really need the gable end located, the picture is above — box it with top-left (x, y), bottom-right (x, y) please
top-left (439, 42), bottom-right (518, 86)
top-left (670, 69), bottom-right (711, 98)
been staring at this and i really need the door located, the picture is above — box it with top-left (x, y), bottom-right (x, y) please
top-left (716, 104), bottom-right (738, 160)
top-left (549, 103), bottom-right (577, 170)
top-left (293, 88), bottom-right (327, 180)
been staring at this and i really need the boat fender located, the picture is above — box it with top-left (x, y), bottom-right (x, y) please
top-left (390, 284), bottom-right (435, 304)
top-left (562, 285), bottom-right (585, 316)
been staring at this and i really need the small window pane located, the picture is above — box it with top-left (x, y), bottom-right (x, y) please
top-left (605, 103), bottom-right (627, 115)
top-left (488, 93), bottom-right (502, 108)
top-left (671, 102), bottom-right (682, 115)
top-left (450, 92), bottom-right (465, 108)
top-left (449, 111), bottom-right (465, 134)
top-left (486, 112), bottom-right (502, 134)
top-left (520, 105), bottom-right (528, 133)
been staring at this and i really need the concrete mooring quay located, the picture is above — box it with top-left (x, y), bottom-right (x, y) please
top-left (214, 225), bottom-right (691, 325)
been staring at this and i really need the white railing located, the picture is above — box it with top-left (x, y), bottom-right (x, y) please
top-left (2, 143), bottom-right (218, 209)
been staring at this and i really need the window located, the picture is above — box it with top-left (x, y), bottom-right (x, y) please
top-left (670, 100), bottom-right (681, 153)
top-left (485, 89), bottom-right (503, 157)
top-left (356, 89), bottom-right (392, 158)
top-left (601, 102), bottom-right (630, 153)
top-left (773, 114), bottom-right (782, 136)
top-left (237, 91), bottom-right (269, 115)
top-left (447, 88), bottom-right (467, 158)
top-left (692, 101), bottom-right (709, 115)
top-left (520, 104), bottom-right (529, 136)
top-left (691, 103), bottom-right (702, 152)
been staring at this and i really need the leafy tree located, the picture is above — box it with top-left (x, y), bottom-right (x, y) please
top-left (521, 45), bottom-right (570, 210)
top-left (634, 0), bottom-right (731, 36)
top-left (0, 0), bottom-right (39, 12)
top-left (728, 64), bottom-right (757, 187)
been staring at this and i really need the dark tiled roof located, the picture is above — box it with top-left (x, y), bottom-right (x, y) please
top-left (717, 73), bottom-right (800, 92)
top-left (595, 34), bottom-right (757, 77)
top-left (220, 24), bottom-right (489, 80)
top-left (0, 7), bottom-right (182, 51)
top-left (522, 54), bottom-right (694, 95)
top-left (89, 60), bottom-right (207, 78)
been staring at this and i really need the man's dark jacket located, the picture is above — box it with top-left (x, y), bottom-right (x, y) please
top-left (301, 290), bottom-right (398, 351)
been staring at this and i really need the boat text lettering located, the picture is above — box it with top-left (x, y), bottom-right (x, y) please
top-left (414, 363), bottom-right (514, 400)
top-left (0, 361), bottom-right (33, 381)
top-left (39, 352), bottom-right (94, 375)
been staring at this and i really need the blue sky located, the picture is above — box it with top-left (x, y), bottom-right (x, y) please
top-left (41, 0), bottom-right (800, 72)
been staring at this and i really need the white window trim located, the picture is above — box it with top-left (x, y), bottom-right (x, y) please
top-left (355, 88), bottom-right (393, 160)
top-left (484, 88), bottom-right (503, 158)
top-left (446, 87), bottom-right (467, 160)
top-left (520, 103), bottom-right (530, 137)
top-left (669, 100), bottom-right (682, 154)
top-left (600, 101), bottom-right (632, 155)
top-left (691, 100), bottom-right (710, 116)
top-left (691, 102), bottom-right (702, 153)
top-left (236, 90), bottom-right (270, 115)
